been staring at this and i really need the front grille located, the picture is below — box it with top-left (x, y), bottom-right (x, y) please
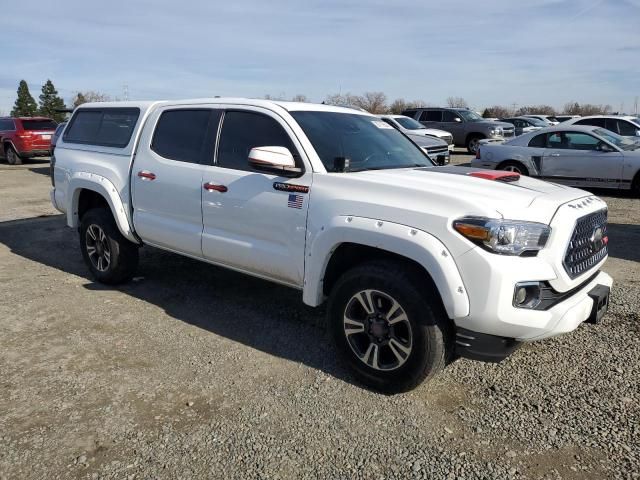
top-left (563, 209), bottom-right (608, 279)
top-left (502, 129), bottom-right (515, 138)
top-left (426, 146), bottom-right (449, 155)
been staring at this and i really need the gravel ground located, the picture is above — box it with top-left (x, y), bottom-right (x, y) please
top-left (0, 157), bottom-right (638, 479)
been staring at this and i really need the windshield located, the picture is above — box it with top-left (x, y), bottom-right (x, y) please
top-left (457, 110), bottom-right (482, 122)
top-left (526, 117), bottom-right (548, 127)
top-left (594, 128), bottom-right (639, 151)
top-left (291, 111), bottom-right (433, 172)
top-left (394, 116), bottom-right (426, 130)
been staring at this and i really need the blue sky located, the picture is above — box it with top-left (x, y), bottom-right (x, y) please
top-left (2, 0), bottom-right (639, 114)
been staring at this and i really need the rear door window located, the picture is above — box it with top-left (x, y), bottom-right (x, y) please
top-left (64, 108), bottom-right (140, 148)
top-left (420, 110), bottom-right (442, 122)
top-left (151, 109), bottom-right (220, 164)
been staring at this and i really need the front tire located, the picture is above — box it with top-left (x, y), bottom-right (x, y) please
top-left (6, 146), bottom-right (22, 165)
top-left (328, 260), bottom-right (451, 393)
top-left (466, 135), bottom-right (484, 154)
top-left (79, 208), bottom-right (139, 284)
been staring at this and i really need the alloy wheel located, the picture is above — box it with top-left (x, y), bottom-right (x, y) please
top-left (343, 289), bottom-right (413, 371)
top-left (85, 224), bottom-right (111, 272)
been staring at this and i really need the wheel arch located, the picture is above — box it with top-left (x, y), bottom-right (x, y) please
top-left (303, 216), bottom-right (470, 320)
top-left (68, 174), bottom-right (139, 244)
top-left (496, 159), bottom-right (533, 175)
top-left (465, 132), bottom-right (486, 144)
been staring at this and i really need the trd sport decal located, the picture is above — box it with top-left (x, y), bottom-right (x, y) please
top-left (273, 182), bottom-right (310, 194)
top-left (287, 194), bottom-right (304, 209)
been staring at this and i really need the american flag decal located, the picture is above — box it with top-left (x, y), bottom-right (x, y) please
top-left (287, 194), bottom-right (304, 209)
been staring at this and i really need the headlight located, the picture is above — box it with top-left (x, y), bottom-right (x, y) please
top-left (453, 217), bottom-right (551, 255)
top-left (489, 127), bottom-right (503, 137)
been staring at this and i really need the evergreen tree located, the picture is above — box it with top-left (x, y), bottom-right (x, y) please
top-left (38, 79), bottom-right (67, 122)
top-left (10, 80), bottom-right (38, 117)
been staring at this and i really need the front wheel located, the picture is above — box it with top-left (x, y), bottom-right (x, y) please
top-left (328, 260), bottom-right (451, 393)
top-left (79, 208), bottom-right (139, 284)
top-left (466, 135), bottom-right (484, 154)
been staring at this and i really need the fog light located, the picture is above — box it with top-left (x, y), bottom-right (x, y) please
top-left (515, 287), bottom-right (527, 305)
top-left (513, 282), bottom-right (542, 309)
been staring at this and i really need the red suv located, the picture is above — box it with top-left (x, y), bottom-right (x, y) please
top-left (0, 117), bottom-right (57, 165)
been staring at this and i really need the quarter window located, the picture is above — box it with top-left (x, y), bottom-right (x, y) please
top-left (64, 108), bottom-right (140, 148)
top-left (217, 111), bottom-right (297, 172)
top-left (528, 133), bottom-right (547, 148)
top-left (151, 109), bottom-right (219, 164)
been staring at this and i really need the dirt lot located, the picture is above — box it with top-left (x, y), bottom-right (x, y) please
top-left (1, 155), bottom-right (638, 480)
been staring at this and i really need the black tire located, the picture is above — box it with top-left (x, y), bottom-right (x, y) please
top-left (632, 173), bottom-right (640, 197)
top-left (466, 135), bottom-right (484, 154)
top-left (5, 145), bottom-right (22, 165)
top-left (327, 260), bottom-right (451, 394)
top-left (498, 160), bottom-right (529, 176)
top-left (79, 208), bottom-right (139, 284)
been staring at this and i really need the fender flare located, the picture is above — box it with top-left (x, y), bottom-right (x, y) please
top-left (303, 215), bottom-right (470, 319)
top-left (67, 172), bottom-right (139, 244)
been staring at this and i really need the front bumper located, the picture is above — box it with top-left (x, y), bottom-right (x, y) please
top-left (453, 237), bottom-right (613, 342)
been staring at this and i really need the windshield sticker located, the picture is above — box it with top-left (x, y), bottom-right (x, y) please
top-left (372, 121), bottom-right (394, 129)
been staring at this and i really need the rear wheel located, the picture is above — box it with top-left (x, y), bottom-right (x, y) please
top-left (5, 145), bottom-right (22, 165)
top-left (632, 173), bottom-right (640, 197)
top-left (328, 260), bottom-right (451, 393)
top-left (498, 160), bottom-right (529, 176)
top-left (79, 208), bottom-right (139, 284)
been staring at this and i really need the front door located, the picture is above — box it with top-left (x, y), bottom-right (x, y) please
top-left (201, 108), bottom-right (311, 287)
top-left (132, 107), bottom-right (221, 256)
top-left (541, 131), bottom-right (624, 188)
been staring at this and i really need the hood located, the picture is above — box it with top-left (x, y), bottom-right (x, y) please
top-left (408, 134), bottom-right (447, 147)
top-left (344, 166), bottom-right (589, 223)
top-left (404, 128), bottom-right (450, 138)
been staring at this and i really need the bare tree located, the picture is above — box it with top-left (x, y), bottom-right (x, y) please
top-left (515, 105), bottom-right (556, 116)
top-left (387, 98), bottom-right (429, 114)
top-left (446, 96), bottom-right (469, 108)
top-left (350, 92), bottom-right (388, 114)
top-left (291, 94), bottom-right (308, 103)
top-left (72, 91), bottom-right (111, 108)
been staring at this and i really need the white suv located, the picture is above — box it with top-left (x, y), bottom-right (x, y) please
top-left (51, 98), bottom-right (612, 392)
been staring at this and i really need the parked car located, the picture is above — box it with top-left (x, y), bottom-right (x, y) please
top-left (51, 121), bottom-right (67, 151)
top-left (377, 114), bottom-right (454, 151)
top-left (562, 115), bottom-right (640, 138)
top-left (52, 99), bottom-right (612, 393)
top-left (555, 115), bottom-right (581, 123)
top-left (472, 124), bottom-right (640, 193)
top-left (407, 135), bottom-right (450, 165)
top-left (522, 115), bottom-right (559, 125)
top-left (0, 116), bottom-right (57, 164)
top-left (499, 117), bottom-right (545, 136)
top-left (402, 107), bottom-right (515, 154)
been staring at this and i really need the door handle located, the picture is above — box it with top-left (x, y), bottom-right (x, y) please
top-left (203, 182), bottom-right (228, 193)
top-left (137, 170), bottom-right (156, 180)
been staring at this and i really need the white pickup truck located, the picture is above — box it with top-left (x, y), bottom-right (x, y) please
top-left (51, 99), bottom-right (612, 393)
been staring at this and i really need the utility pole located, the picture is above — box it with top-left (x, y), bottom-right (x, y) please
top-left (634, 96), bottom-right (638, 115)
top-left (123, 84), bottom-right (129, 101)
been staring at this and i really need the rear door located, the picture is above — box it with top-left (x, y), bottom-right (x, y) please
top-left (200, 107), bottom-right (311, 287)
top-left (418, 109), bottom-right (442, 128)
top-left (132, 107), bottom-right (222, 256)
top-left (541, 131), bottom-right (624, 188)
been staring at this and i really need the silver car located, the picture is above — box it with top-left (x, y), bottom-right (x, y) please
top-left (471, 125), bottom-right (640, 193)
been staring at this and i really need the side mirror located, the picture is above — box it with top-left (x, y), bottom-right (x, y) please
top-left (636, 130), bottom-right (640, 137)
top-left (248, 146), bottom-right (301, 175)
top-left (597, 143), bottom-right (615, 153)
top-left (453, 117), bottom-right (462, 123)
